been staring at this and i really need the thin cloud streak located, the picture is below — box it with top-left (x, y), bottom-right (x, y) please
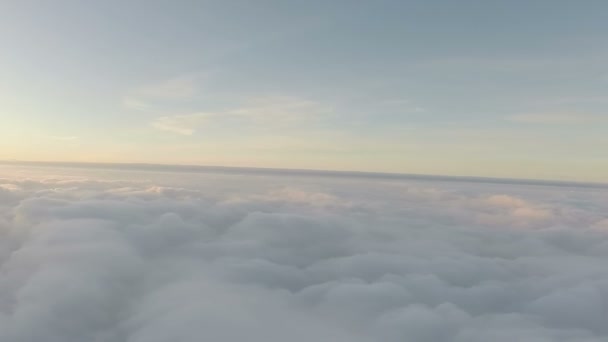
top-left (507, 112), bottom-right (607, 124)
top-left (123, 72), bottom-right (211, 112)
top-left (49, 136), bottom-right (79, 141)
top-left (150, 96), bottom-right (333, 135)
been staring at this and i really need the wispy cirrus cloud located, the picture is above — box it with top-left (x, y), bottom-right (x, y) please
top-left (49, 136), bottom-right (79, 141)
top-left (151, 113), bottom-right (211, 135)
top-left (507, 112), bottom-right (606, 124)
top-left (379, 99), bottom-right (426, 112)
top-left (123, 73), bottom-right (209, 111)
top-left (151, 96), bottom-right (333, 135)
top-left (122, 97), bottom-right (155, 111)
top-left (134, 75), bottom-right (200, 99)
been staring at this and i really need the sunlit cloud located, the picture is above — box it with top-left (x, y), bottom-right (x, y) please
top-left (49, 136), bottom-right (79, 141)
top-left (1, 166), bottom-right (608, 341)
top-left (132, 74), bottom-right (204, 99)
top-left (151, 96), bottom-right (333, 135)
top-left (376, 99), bottom-right (426, 113)
top-left (151, 113), bottom-right (211, 135)
top-left (380, 99), bottom-right (412, 106)
top-left (123, 97), bottom-right (154, 111)
top-left (123, 73), bottom-right (209, 111)
top-left (507, 112), bottom-right (606, 124)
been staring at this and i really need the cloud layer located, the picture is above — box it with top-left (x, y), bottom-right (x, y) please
top-left (1, 166), bottom-right (608, 341)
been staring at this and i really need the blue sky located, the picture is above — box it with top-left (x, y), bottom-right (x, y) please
top-left (0, 0), bottom-right (606, 181)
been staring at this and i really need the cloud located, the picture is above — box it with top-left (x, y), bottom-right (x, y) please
top-left (0, 165), bottom-right (608, 341)
top-left (507, 112), bottom-right (606, 124)
top-left (49, 136), bottom-right (78, 141)
top-left (230, 96), bottom-right (332, 122)
top-left (381, 99), bottom-right (411, 105)
top-left (123, 73), bottom-right (208, 111)
top-left (122, 98), bottom-right (154, 111)
top-left (151, 96), bottom-right (332, 135)
top-left (131, 74), bottom-right (204, 100)
top-left (150, 113), bottom-right (210, 135)
top-left (379, 99), bottom-right (426, 113)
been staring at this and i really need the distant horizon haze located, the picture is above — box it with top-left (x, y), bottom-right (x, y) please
top-left (1, 159), bottom-right (606, 188)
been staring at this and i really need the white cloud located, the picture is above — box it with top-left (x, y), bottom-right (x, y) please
top-left (381, 99), bottom-right (411, 105)
top-left (507, 112), bottom-right (606, 124)
top-left (231, 96), bottom-right (332, 122)
top-left (123, 73), bottom-right (208, 111)
top-left (150, 113), bottom-right (211, 135)
top-left (122, 97), bottom-right (154, 111)
top-left (49, 136), bottom-right (79, 141)
top-left (0, 165), bottom-right (608, 341)
top-left (131, 74), bottom-right (204, 100)
top-left (379, 99), bottom-right (426, 113)
top-left (151, 96), bottom-right (332, 135)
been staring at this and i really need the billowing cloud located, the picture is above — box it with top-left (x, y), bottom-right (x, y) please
top-left (0, 165), bottom-right (608, 341)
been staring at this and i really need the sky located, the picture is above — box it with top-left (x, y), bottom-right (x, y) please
top-left (0, 0), bottom-right (607, 182)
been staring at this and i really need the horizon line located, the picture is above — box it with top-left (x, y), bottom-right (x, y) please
top-left (1, 160), bottom-right (606, 189)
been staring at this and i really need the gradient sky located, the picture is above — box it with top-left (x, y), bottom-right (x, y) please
top-left (0, 0), bottom-right (606, 181)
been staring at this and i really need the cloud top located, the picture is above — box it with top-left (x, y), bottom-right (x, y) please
top-left (0, 166), bottom-right (607, 341)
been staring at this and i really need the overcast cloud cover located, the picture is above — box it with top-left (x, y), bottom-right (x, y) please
top-left (1, 165), bottom-right (608, 341)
